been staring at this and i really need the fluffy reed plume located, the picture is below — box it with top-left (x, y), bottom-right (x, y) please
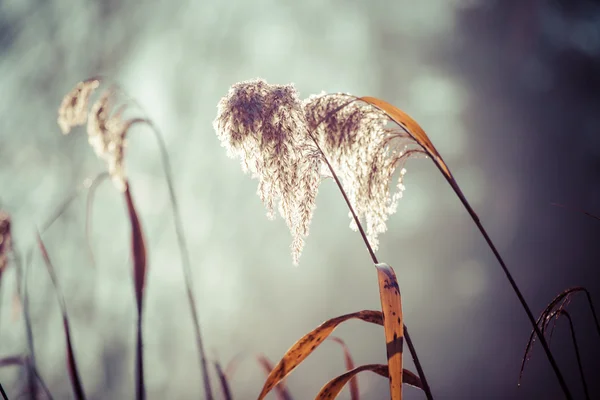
top-left (0, 211), bottom-right (11, 275)
top-left (57, 78), bottom-right (101, 134)
top-left (303, 93), bottom-right (423, 250)
top-left (213, 79), bottom-right (423, 262)
top-left (213, 79), bottom-right (321, 265)
top-left (58, 80), bottom-right (143, 192)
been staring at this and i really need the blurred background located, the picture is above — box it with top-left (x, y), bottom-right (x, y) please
top-left (1, 0), bottom-right (599, 398)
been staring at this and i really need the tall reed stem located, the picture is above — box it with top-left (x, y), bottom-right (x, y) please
top-left (143, 120), bottom-right (213, 400)
top-left (309, 135), bottom-right (434, 400)
top-left (442, 178), bottom-right (572, 400)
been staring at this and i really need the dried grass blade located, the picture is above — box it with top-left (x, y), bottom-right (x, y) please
top-left (543, 310), bottom-right (590, 400)
top-left (123, 183), bottom-right (148, 400)
top-left (35, 232), bottom-right (86, 400)
top-left (315, 364), bottom-right (422, 399)
top-left (257, 354), bottom-right (293, 400)
top-left (375, 263), bottom-right (403, 400)
top-left (358, 96), bottom-right (451, 179)
top-left (520, 286), bottom-right (600, 385)
top-left (257, 310), bottom-right (383, 400)
top-left (360, 96), bottom-right (571, 400)
top-left (329, 337), bottom-right (359, 400)
top-left (214, 359), bottom-right (233, 400)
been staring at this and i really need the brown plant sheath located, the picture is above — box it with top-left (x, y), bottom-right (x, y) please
top-left (375, 263), bottom-right (404, 400)
top-left (315, 364), bottom-right (422, 400)
top-left (257, 310), bottom-right (383, 400)
top-left (124, 183), bottom-right (148, 400)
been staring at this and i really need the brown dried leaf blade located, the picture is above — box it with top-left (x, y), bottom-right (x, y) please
top-left (257, 310), bottom-right (383, 400)
top-left (375, 263), bottom-right (404, 400)
top-left (124, 183), bottom-right (148, 400)
top-left (329, 337), bottom-right (359, 400)
top-left (359, 96), bottom-right (452, 180)
top-left (315, 364), bottom-right (422, 399)
top-left (257, 354), bottom-right (293, 400)
top-left (36, 233), bottom-right (86, 400)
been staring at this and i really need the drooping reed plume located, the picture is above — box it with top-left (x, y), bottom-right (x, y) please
top-left (57, 78), bottom-right (214, 400)
top-left (214, 78), bottom-right (430, 400)
top-left (214, 79), bottom-right (422, 264)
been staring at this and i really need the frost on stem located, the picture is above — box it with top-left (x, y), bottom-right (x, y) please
top-left (58, 81), bottom-right (142, 192)
top-left (214, 79), bottom-right (423, 263)
top-left (0, 210), bottom-right (11, 275)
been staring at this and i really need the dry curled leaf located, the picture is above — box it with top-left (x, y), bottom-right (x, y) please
top-left (329, 337), bottom-right (359, 400)
top-left (375, 263), bottom-right (404, 400)
top-left (315, 364), bottom-right (422, 399)
top-left (257, 310), bottom-right (383, 400)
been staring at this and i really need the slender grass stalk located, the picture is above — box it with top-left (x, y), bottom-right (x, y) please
top-left (542, 310), bottom-right (589, 400)
top-left (443, 179), bottom-right (571, 399)
top-left (12, 245), bottom-right (37, 400)
top-left (306, 131), bottom-right (434, 400)
top-left (35, 233), bottom-right (86, 400)
top-left (521, 286), bottom-right (600, 386)
top-left (143, 120), bottom-right (213, 400)
top-left (112, 86), bottom-right (213, 399)
top-left (85, 172), bottom-right (109, 270)
top-left (354, 96), bottom-right (572, 399)
top-left (0, 383), bottom-right (7, 400)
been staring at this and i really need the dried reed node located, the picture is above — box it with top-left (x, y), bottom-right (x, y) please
top-left (214, 78), bottom-right (424, 264)
top-left (58, 79), bottom-right (143, 192)
top-left (0, 210), bottom-right (11, 273)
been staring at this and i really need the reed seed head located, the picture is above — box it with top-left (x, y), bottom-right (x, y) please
top-left (213, 78), bottom-right (321, 264)
top-left (303, 92), bottom-right (421, 250)
top-left (57, 79), bottom-right (142, 192)
top-left (58, 78), bottom-right (101, 134)
top-left (215, 79), bottom-right (423, 263)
